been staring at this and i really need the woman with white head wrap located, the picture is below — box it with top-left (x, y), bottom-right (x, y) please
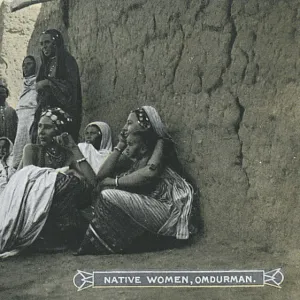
top-left (12, 56), bottom-right (38, 168)
top-left (78, 121), bottom-right (113, 174)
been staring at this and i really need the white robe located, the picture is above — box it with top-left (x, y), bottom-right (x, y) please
top-left (0, 166), bottom-right (57, 258)
top-left (78, 143), bottom-right (111, 174)
top-left (78, 121), bottom-right (113, 174)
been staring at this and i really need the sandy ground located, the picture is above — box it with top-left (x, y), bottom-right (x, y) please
top-left (0, 237), bottom-right (299, 300)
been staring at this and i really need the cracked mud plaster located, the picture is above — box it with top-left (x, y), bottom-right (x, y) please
top-left (22, 0), bottom-right (300, 251)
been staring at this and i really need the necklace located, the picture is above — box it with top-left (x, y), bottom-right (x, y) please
top-left (47, 57), bottom-right (57, 77)
top-left (46, 146), bottom-right (59, 156)
top-left (0, 106), bottom-right (6, 136)
top-left (40, 145), bottom-right (67, 168)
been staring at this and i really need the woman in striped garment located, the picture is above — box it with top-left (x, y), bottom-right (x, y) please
top-left (75, 106), bottom-right (194, 255)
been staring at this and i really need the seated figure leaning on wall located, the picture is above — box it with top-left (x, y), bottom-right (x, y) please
top-left (75, 106), bottom-right (195, 255)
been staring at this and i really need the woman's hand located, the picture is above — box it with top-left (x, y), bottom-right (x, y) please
top-left (35, 79), bottom-right (50, 91)
top-left (99, 177), bottom-right (115, 188)
top-left (55, 132), bottom-right (77, 150)
top-left (65, 168), bottom-right (84, 179)
top-left (94, 177), bottom-right (115, 193)
top-left (117, 129), bottom-right (127, 151)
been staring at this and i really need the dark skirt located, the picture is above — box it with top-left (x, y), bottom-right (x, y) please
top-left (34, 173), bottom-right (90, 251)
top-left (77, 167), bottom-right (194, 255)
top-left (77, 194), bottom-right (146, 255)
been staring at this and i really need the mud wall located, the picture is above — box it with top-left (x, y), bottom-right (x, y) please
top-left (25, 0), bottom-right (300, 251)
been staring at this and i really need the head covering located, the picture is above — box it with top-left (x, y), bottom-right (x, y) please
top-left (131, 108), bottom-right (152, 130)
top-left (85, 121), bottom-right (113, 151)
top-left (137, 106), bottom-right (183, 174)
top-left (19, 56), bottom-right (38, 102)
top-left (78, 121), bottom-right (112, 174)
top-left (37, 29), bottom-right (66, 81)
top-left (140, 106), bottom-right (172, 140)
top-left (22, 55), bottom-right (38, 78)
top-left (40, 107), bottom-right (73, 134)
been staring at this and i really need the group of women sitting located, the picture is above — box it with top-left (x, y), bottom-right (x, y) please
top-left (0, 29), bottom-right (196, 258)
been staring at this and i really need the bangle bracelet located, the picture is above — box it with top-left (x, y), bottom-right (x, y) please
top-left (77, 157), bottom-right (87, 163)
top-left (148, 163), bottom-right (157, 170)
top-left (115, 176), bottom-right (119, 187)
top-left (114, 146), bottom-right (123, 153)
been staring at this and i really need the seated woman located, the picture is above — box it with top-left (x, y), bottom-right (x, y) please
top-left (75, 106), bottom-right (194, 255)
top-left (77, 121), bottom-right (112, 174)
top-left (0, 107), bottom-right (95, 258)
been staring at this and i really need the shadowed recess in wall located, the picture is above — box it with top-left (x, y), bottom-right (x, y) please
top-left (60, 0), bottom-right (69, 28)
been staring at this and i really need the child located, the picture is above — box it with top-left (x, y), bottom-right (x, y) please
top-left (96, 130), bottom-right (159, 194)
top-left (124, 130), bottom-right (157, 167)
top-left (0, 137), bottom-right (15, 181)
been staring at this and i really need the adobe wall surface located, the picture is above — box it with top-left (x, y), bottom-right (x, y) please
top-left (22, 0), bottom-right (300, 251)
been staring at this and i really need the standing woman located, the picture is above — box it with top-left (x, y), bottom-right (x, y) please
top-left (30, 29), bottom-right (82, 143)
top-left (12, 56), bottom-right (38, 168)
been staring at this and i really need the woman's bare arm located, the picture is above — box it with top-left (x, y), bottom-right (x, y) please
top-left (55, 133), bottom-right (96, 186)
top-left (100, 165), bottom-right (160, 189)
top-left (98, 137), bottom-right (164, 182)
top-left (22, 144), bottom-right (38, 167)
top-left (69, 147), bottom-right (96, 186)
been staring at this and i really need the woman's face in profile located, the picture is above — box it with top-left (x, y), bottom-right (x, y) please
top-left (85, 125), bottom-right (102, 149)
top-left (122, 113), bottom-right (144, 137)
top-left (38, 116), bottom-right (57, 146)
